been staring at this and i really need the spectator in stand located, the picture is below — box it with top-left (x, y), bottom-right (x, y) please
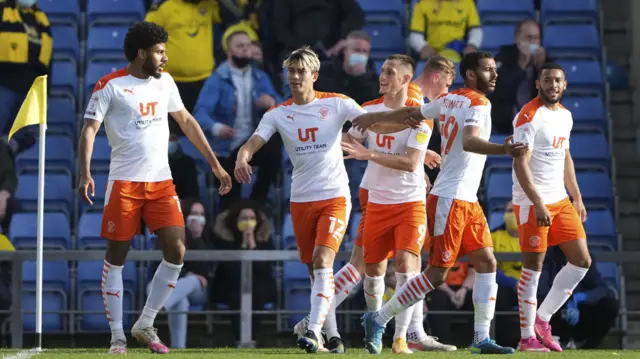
top-left (210, 200), bottom-right (277, 340)
top-left (0, 140), bottom-right (18, 234)
top-left (219, 0), bottom-right (261, 35)
top-left (426, 262), bottom-right (475, 346)
top-left (491, 201), bottom-right (523, 348)
top-left (538, 247), bottom-right (619, 349)
top-left (194, 27), bottom-right (282, 210)
top-left (314, 30), bottom-right (379, 105)
top-left (168, 133), bottom-right (199, 202)
top-left (145, 0), bottom-right (222, 134)
top-left (408, 0), bottom-right (482, 63)
top-left (488, 19), bottom-right (552, 134)
top-left (146, 200), bottom-right (215, 349)
top-left (0, 0), bottom-right (50, 154)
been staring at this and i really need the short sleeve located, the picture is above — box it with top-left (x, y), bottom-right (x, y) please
top-left (466, 0), bottom-right (481, 28)
top-left (254, 112), bottom-right (277, 141)
top-left (463, 104), bottom-right (490, 127)
top-left (513, 112), bottom-right (537, 150)
top-left (406, 122), bottom-right (433, 151)
top-left (166, 75), bottom-right (185, 113)
top-left (340, 98), bottom-right (367, 123)
top-left (419, 99), bottom-right (442, 120)
top-left (84, 85), bottom-right (112, 122)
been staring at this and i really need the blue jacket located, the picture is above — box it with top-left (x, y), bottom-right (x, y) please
top-left (193, 62), bottom-right (282, 157)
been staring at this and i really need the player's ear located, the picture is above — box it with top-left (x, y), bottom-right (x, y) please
top-left (562, 79), bottom-right (568, 90)
top-left (138, 49), bottom-right (146, 60)
top-left (535, 79), bottom-right (540, 90)
top-left (312, 71), bottom-right (319, 82)
top-left (431, 72), bottom-right (440, 84)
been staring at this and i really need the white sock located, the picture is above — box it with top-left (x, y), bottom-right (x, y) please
top-left (138, 260), bottom-right (183, 328)
top-left (538, 263), bottom-right (589, 322)
top-left (375, 273), bottom-right (434, 326)
top-left (408, 273), bottom-right (428, 341)
top-left (472, 272), bottom-right (498, 344)
top-left (394, 273), bottom-right (416, 340)
top-left (102, 260), bottom-right (125, 341)
top-left (308, 268), bottom-right (334, 338)
top-left (363, 274), bottom-right (385, 311)
top-left (518, 268), bottom-right (541, 339)
top-left (324, 263), bottom-right (362, 338)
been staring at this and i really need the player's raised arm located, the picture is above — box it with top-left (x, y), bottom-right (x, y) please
top-left (564, 149), bottom-right (586, 222)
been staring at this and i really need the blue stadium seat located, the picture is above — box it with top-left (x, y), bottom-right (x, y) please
top-left (38, 0), bottom-right (80, 28)
top-left (374, 60), bottom-right (384, 74)
top-left (78, 289), bottom-right (134, 330)
top-left (596, 262), bottom-right (619, 290)
top-left (14, 175), bottom-right (73, 217)
top-left (15, 135), bottom-right (74, 175)
top-left (51, 26), bottom-right (80, 64)
top-left (556, 60), bottom-right (604, 96)
top-left (51, 61), bottom-right (78, 103)
top-left (91, 136), bottom-right (112, 173)
top-left (86, 0), bottom-right (145, 26)
top-left (358, 0), bottom-right (404, 24)
top-left (22, 291), bottom-right (66, 331)
top-left (363, 23), bottom-right (404, 59)
top-left (87, 26), bottom-right (129, 62)
top-left (283, 213), bottom-right (295, 249)
top-left (85, 62), bottom-right (128, 103)
top-left (543, 24), bottom-right (601, 60)
top-left (540, 0), bottom-right (599, 26)
top-left (47, 97), bottom-right (76, 137)
top-left (489, 211), bottom-right (504, 231)
top-left (283, 261), bottom-right (309, 282)
top-left (480, 24), bottom-right (517, 54)
top-left (584, 209), bottom-right (616, 249)
top-left (485, 171), bottom-right (512, 211)
top-left (10, 213), bottom-right (71, 249)
top-left (577, 171), bottom-right (614, 210)
top-left (286, 286), bottom-right (310, 328)
top-left (348, 211), bottom-right (362, 243)
top-left (77, 260), bottom-right (138, 290)
top-left (476, 0), bottom-right (535, 23)
top-left (23, 260), bottom-right (70, 291)
top-left (77, 213), bottom-right (104, 248)
top-left (486, 134), bottom-right (512, 172)
top-left (570, 133), bottom-right (610, 172)
top-left (561, 96), bottom-right (607, 133)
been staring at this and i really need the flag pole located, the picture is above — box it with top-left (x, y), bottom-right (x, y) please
top-left (34, 83), bottom-right (47, 351)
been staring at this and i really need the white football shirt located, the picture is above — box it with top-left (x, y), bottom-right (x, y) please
top-left (84, 68), bottom-right (184, 182)
top-left (512, 96), bottom-right (572, 205)
top-left (254, 92), bottom-right (366, 202)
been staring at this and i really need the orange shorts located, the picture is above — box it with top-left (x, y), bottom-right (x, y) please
top-left (362, 200), bottom-right (427, 264)
top-left (514, 197), bottom-right (586, 253)
top-left (353, 188), bottom-right (369, 247)
top-left (101, 180), bottom-right (185, 241)
top-left (290, 196), bottom-right (351, 264)
top-left (426, 194), bottom-right (492, 268)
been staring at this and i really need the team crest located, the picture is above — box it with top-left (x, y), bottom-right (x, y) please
top-left (319, 107), bottom-right (330, 120)
top-left (442, 250), bottom-right (452, 262)
top-left (107, 221), bottom-right (116, 233)
top-left (529, 235), bottom-right (540, 248)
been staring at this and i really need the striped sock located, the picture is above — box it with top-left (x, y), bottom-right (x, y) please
top-left (102, 260), bottom-right (125, 341)
top-left (374, 273), bottom-right (434, 326)
top-left (518, 268), bottom-right (541, 339)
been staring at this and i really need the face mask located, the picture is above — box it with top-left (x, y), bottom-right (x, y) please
top-left (232, 56), bottom-right (251, 68)
top-left (527, 43), bottom-right (539, 54)
top-left (237, 219), bottom-right (257, 232)
top-left (168, 141), bottom-right (179, 155)
top-left (18, 0), bottom-right (36, 7)
top-left (187, 215), bottom-right (206, 226)
top-left (348, 53), bottom-right (368, 67)
top-left (504, 212), bottom-right (518, 233)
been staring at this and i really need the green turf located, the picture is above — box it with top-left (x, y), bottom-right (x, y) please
top-left (0, 348), bottom-right (638, 358)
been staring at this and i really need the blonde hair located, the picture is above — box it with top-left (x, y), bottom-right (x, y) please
top-left (282, 47), bottom-right (321, 73)
top-left (423, 55), bottom-right (456, 79)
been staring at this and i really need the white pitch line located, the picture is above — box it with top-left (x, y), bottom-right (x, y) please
top-left (3, 348), bottom-right (43, 359)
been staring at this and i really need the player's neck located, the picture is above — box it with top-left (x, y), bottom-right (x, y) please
top-left (383, 89), bottom-right (408, 109)
top-left (292, 89), bottom-right (316, 105)
top-left (127, 63), bottom-right (151, 80)
top-left (541, 100), bottom-right (560, 111)
top-left (422, 88), bottom-right (438, 102)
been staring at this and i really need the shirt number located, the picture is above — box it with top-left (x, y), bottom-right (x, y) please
top-left (417, 224), bottom-right (426, 247)
top-left (440, 115), bottom-right (459, 155)
top-left (328, 216), bottom-right (346, 242)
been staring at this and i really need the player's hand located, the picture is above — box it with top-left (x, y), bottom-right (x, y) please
top-left (255, 94), bottom-right (276, 110)
top-left (420, 44), bottom-right (436, 59)
top-left (405, 116), bottom-right (422, 129)
top-left (341, 141), bottom-right (371, 161)
top-left (425, 174), bottom-right (432, 194)
top-left (351, 114), bottom-right (377, 133)
top-left (503, 135), bottom-right (529, 158)
top-left (533, 47), bottom-right (547, 69)
top-left (453, 287), bottom-right (468, 309)
top-left (572, 197), bottom-right (587, 222)
top-left (327, 40), bottom-right (347, 57)
top-left (234, 159), bottom-right (253, 184)
top-left (217, 124), bottom-right (235, 140)
top-left (212, 165), bottom-right (232, 195)
top-left (534, 202), bottom-right (551, 227)
top-left (424, 150), bottom-right (441, 169)
top-left (78, 174), bottom-right (95, 205)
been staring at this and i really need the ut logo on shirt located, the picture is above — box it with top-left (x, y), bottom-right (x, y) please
top-left (552, 136), bottom-right (566, 149)
top-left (139, 102), bottom-right (158, 117)
top-left (375, 134), bottom-right (394, 150)
top-left (298, 127), bottom-right (319, 142)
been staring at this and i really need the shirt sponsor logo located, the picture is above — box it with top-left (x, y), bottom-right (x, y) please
top-left (375, 134), bottom-right (394, 150)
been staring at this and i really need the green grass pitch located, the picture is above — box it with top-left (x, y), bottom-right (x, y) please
top-left (1, 348), bottom-right (638, 358)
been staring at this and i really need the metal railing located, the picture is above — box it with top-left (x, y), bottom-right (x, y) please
top-left (0, 250), bottom-right (635, 348)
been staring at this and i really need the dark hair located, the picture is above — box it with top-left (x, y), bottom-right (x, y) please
top-left (515, 19), bottom-right (540, 36)
top-left (224, 200), bottom-right (267, 237)
top-left (459, 51), bottom-right (493, 81)
top-left (386, 54), bottom-right (416, 74)
top-left (538, 62), bottom-right (565, 78)
top-left (123, 21), bottom-right (168, 62)
top-left (346, 30), bottom-right (371, 43)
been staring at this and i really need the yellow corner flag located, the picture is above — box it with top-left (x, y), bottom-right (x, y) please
top-left (8, 75), bottom-right (47, 141)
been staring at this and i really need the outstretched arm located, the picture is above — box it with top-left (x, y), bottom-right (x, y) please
top-left (235, 135), bottom-right (267, 184)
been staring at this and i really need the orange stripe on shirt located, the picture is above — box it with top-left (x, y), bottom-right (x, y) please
top-left (93, 68), bottom-right (129, 93)
top-left (451, 88), bottom-right (490, 108)
top-left (515, 96), bottom-right (543, 127)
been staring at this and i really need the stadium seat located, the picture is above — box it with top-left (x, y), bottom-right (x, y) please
top-left (86, 0), bottom-right (145, 26)
top-left (476, 0), bottom-right (535, 23)
top-left (51, 26), bottom-right (80, 64)
top-left (14, 175), bottom-right (73, 217)
top-left (10, 213), bottom-right (71, 250)
top-left (14, 135), bottom-right (74, 175)
top-left (540, 0), bottom-right (599, 26)
top-left (282, 213), bottom-right (295, 249)
top-left (363, 23), bottom-right (405, 59)
top-left (23, 260), bottom-right (70, 291)
top-left (348, 211), bottom-right (362, 243)
top-left (577, 171), bottom-right (614, 210)
top-left (486, 134), bottom-right (512, 171)
top-left (47, 97), bottom-right (76, 137)
top-left (87, 26), bottom-right (129, 62)
top-left (485, 171), bottom-right (512, 211)
top-left (22, 291), bottom-right (66, 331)
top-left (543, 24), bottom-right (601, 60)
top-left (78, 289), bottom-right (133, 330)
top-left (561, 96), bottom-right (607, 133)
top-left (50, 61), bottom-right (78, 102)
top-left (77, 213), bottom-right (105, 248)
top-left (38, 0), bottom-right (81, 28)
top-left (77, 260), bottom-right (138, 290)
top-left (85, 61), bottom-right (128, 103)
top-left (489, 211), bottom-right (504, 231)
top-left (358, 0), bottom-right (404, 24)
top-left (570, 133), bottom-right (610, 172)
top-left (556, 60), bottom-right (604, 96)
top-left (596, 262), bottom-right (620, 290)
top-left (91, 136), bottom-right (112, 173)
top-left (285, 286), bottom-right (310, 328)
top-left (584, 209), bottom-right (617, 249)
top-left (481, 24), bottom-right (517, 54)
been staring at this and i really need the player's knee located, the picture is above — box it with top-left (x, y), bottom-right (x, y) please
top-left (162, 238), bottom-right (186, 265)
top-left (570, 255), bottom-right (591, 269)
top-left (311, 247), bottom-right (335, 269)
top-left (425, 268), bottom-right (447, 287)
top-left (475, 256), bottom-right (497, 273)
top-left (105, 240), bottom-right (131, 266)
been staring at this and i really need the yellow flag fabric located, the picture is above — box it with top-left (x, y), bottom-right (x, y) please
top-left (8, 75), bottom-right (47, 140)
top-left (0, 234), bottom-right (15, 251)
